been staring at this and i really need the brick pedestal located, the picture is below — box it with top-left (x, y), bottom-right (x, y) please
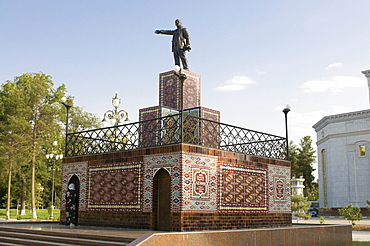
top-left (61, 144), bottom-right (291, 231)
top-left (139, 70), bottom-right (220, 148)
top-left (159, 70), bottom-right (201, 110)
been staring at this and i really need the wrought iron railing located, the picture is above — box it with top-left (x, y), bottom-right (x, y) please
top-left (65, 113), bottom-right (287, 159)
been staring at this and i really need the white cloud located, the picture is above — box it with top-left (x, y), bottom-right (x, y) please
top-left (326, 63), bottom-right (343, 69)
top-left (300, 76), bottom-right (366, 93)
top-left (256, 70), bottom-right (267, 75)
top-left (290, 111), bottom-right (327, 128)
top-left (214, 84), bottom-right (245, 91)
top-left (274, 107), bottom-right (327, 141)
top-left (214, 75), bottom-right (256, 92)
top-left (331, 105), bottom-right (351, 114)
top-left (278, 106), bottom-right (359, 144)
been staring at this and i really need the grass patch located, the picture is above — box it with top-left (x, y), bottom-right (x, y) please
top-left (0, 209), bottom-right (60, 221)
top-left (353, 242), bottom-right (370, 246)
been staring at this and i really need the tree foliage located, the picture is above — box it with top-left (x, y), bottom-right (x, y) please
top-left (291, 195), bottom-right (312, 222)
top-left (366, 200), bottom-right (370, 215)
top-left (0, 72), bottom-right (100, 219)
top-left (288, 136), bottom-right (316, 197)
top-left (338, 204), bottom-right (362, 226)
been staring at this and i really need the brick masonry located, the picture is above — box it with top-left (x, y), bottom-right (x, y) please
top-left (171, 212), bottom-right (291, 232)
top-left (61, 144), bottom-right (291, 231)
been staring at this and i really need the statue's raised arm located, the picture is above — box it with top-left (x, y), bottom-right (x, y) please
top-left (155, 19), bottom-right (191, 70)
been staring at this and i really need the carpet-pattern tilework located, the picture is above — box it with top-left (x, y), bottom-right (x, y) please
top-left (159, 71), bottom-right (201, 110)
top-left (62, 162), bottom-right (88, 211)
top-left (87, 163), bottom-right (141, 210)
top-left (219, 165), bottom-right (268, 212)
top-left (268, 165), bottom-right (291, 212)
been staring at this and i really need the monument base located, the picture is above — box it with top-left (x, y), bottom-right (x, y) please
top-left (61, 144), bottom-right (291, 231)
top-left (131, 224), bottom-right (352, 246)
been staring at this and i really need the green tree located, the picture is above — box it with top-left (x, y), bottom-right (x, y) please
top-left (338, 204), bottom-right (362, 226)
top-left (0, 73), bottom-right (66, 219)
top-left (0, 72), bottom-right (100, 220)
top-left (288, 136), bottom-right (316, 197)
top-left (288, 140), bottom-right (298, 172)
top-left (306, 181), bottom-right (319, 201)
top-left (291, 195), bottom-right (312, 222)
top-left (0, 80), bottom-right (35, 218)
top-left (68, 106), bottom-right (101, 133)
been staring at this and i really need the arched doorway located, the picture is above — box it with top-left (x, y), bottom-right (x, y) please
top-left (153, 169), bottom-right (171, 231)
top-left (66, 175), bottom-right (80, 225)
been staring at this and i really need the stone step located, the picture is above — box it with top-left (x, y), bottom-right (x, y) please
top-left (0, 227), bottom-right (134, 246)
top-left (0, 240), bottom-right (29, 246)
top-left (0, 235), bottom-right (76, 246)
top-left (0, 226), bottom-right (135, 243)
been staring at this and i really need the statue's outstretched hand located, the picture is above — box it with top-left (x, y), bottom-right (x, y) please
top-left (155, 30), bottom-right (161, 34)
top-left (184, 46), bottom-right (191, 52)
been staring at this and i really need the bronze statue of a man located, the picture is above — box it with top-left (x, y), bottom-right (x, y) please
top-left (155, 19), bottom-right (191, 70)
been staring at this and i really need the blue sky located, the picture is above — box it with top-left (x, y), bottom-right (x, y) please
top-left (2, 1), bottom-right (370, 174)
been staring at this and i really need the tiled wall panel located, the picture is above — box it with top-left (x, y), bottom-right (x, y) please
top-left (61, 162), bottom-right (88, 211)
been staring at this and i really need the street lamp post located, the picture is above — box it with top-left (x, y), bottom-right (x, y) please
top-left (61, 97), bottom-right (72, 135)
top-left (37, 183), bottom-right (44, 209)
top-left (282, 104), bottom-right (291, 159)
top-left (174, 65), bottom-right (187, 143)
top-left (46, 140), bottom-right (63, 220)
top-left (61, 97), bottom-right (72, 157)
top-left (102, 92), bottom-right (130, 126)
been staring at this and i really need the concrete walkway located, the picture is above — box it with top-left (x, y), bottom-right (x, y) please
top-left (293, 217), bottom-right (370, 242)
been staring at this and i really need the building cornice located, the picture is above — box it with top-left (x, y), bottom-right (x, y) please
top-left (316, 129), bottom-right (370, 145)
top-left (312, 109), bottom-right (370, 132)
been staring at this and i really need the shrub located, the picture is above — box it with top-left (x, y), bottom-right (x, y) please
top-left (291, 195), bottom-right (312, 222)
top-left (319, 216), bottom-right (324, 224)
top-left (338, 204), bottom-right (362, 226)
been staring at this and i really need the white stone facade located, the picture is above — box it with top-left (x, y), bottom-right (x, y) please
top-left (313, 109), bottom-right (370, 209)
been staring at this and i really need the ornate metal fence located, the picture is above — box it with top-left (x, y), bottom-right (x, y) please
top-left (65, 113), bottom-right (287, 159)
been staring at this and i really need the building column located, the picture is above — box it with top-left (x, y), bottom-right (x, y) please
top-left (361, 69), bottom-right (370, 107)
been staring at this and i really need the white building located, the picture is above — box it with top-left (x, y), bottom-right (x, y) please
top-left (291, 176), bottom-right (305, 196)
top-left (312, 69), bottom-right (370, 215)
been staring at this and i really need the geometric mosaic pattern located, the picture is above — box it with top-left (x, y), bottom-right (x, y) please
top-left (139, 106), bottom-right (179, 147)
top-left (183, 107), bottom-right (221, 148)
top-left (182, 153), bottom-right (218, 212)
top-left (143, 153), bottom-right (181, 212)
top-left (268, 165), bottom-right (291, 213)
top-left (87, 163), bottom-right (141, 210)
top-left (159, 71), bottom-right (200, 110)
top-left (219, 165), bottom-right (268, 212)
top-left (62, 162), bottom-right (88, 211)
